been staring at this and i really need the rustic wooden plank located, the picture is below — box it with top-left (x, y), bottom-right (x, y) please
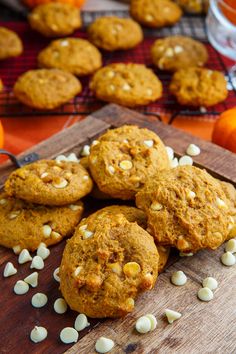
top-left (66, 244), bottom-right (236, 354)
top-left (0, 104), bottom-right (235, 354)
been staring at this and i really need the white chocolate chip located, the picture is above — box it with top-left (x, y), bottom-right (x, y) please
top-left (40, 172), bottom-right (49, 179)
top-left (221, 251), bottom-right (236, 266)
top-left (79, 224), bottom-right (87, 231)
top-left (179, 155), bottom-right (193, 166)
top-left (13, 245), bottom-right (21, 255)
top-left (145, 14), bottom-right (154, 22)
top-left (9, 210), bottom-right (20, 219)
top-left (225, 239), bottom-right (236, 253)
top-left (0, 198), bottom-right (7, 205)
top-left (95, 337), bottom-right (115, 353)
top-left (52, 178), bottom-right (68, 189)
top-left (74, 266), bottom-right (82, 277)
top-left (144, 140), bottom-right (154, 148)
top-left (60, 327), bottom-right (79, 344)
top-left (179, 252), bottom-right (194, 257)
top-left (150, 202), bottom-right (163, 211)
top-left (145, 314), bottom-right (157, 331)
top-left (197, 287), bottom-right (214, 301)
top-left (186, 144), bottom-right (201, 156)
top-left (54, 298), bottom-right (68, 314)
top-left (165, 146), bottom-right (174, 160)
top-left (83, 175), bottom-right (89, 181)
top-left (92, 140), bottom-right (99, 146)
top-left (53, 267), bottom-right (60, 282)
top-left (165, 48), bottom-right (174, 57)
top-left (165, 309), bottom-right (182, 324)
top-left (74, 314), bottom-right (90, 331)
top-left (60, 40), bottom-right (69, 47)
top-left (37, 245), bottom-right (50, 260)
top-left (186, 190), bottom-right (196, 199)
top-left (202, 277), bottom-right (218, 291)
top-left (31, 293), bottom-right (48, 308)
top-left (67, 152), bottom-right (80, 162)
top-left (106, 71), bottom-right (115, 78)
top-left (109, 84), bottom-right (115, 92)
top-left (51, 231), bottom-right (61, 239)
top-left (30, 326), bottom-right (47, 343)
top-left (170, 157), bottom-right (179, 168)
top-left (18, 249), bottom-right (32, 264)
top-left (80, 145), bottom-right (90, 157)
top-left (83, 230), bottom-right (94, 240)
top-left (122, 83), bottom-right (131, 91)
top-left (42, 224), bottom-right (52, 238)
top-left (119, 160), bottom-right (133, 170)
top-left (171, 271), bottom-right (187, 286)
top-left (135, 316), bottom-right (152, 334)
top-left (216, 197), bottom-right (226, 209)
top-left (107, 165), bottom-right (115, 174)
top-left (30, 256), bottom-right (44, 270)
top-left (174, 45), bottom-right (183, 54)
top-left (147, 88), bottom-right (153, 96)
top-left (24, 272), bottom-right (38, 288)
top-left (14, 280), bottom-right (29, 295)
top-left (3, 262), bottom-right (17, 277)
top-left (69, 204), bottom-right (81, 211)
top-left (55, 154), bottom-right (67, 162)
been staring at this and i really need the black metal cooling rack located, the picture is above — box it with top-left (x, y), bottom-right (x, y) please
top-left (0, 11), bottom-right (235, 124)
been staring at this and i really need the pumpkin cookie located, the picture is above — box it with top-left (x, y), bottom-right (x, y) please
top-left (0, 192), bottom-right (83, 252)
top-left (13, 69), bottom-right (82, 109)
top-left (60, 212), bottom-right (159, 318)
top-left (130, 0), bottom-right (182, 28)
top-left (0, 27), bottom-right (23, 60)
top-left (88, 16), bottom-right (143, 51)
top-left (38, 38), bottom-right (102, 76)
top-left (170, 68), bottom-right (228, 107)
top-left (28, 2), bottom-right (81, 37)
top-left (88, 125), bottom-right (170, 200)
top-left (136, 166), bottom-right (236, 253)
top-left (5, 159), bottom-right (93, 206)
top-left (90, 63), bottom-right (163, 107)
top-left (174, 0), bottom-right (209, 13)
top-left (151, 36), bottom-right (208, 72)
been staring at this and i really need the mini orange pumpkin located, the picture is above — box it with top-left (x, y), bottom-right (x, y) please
top-left (23, 0), bottom-right (86, 8)
top-left (212, 107), bottom-right (236, 153)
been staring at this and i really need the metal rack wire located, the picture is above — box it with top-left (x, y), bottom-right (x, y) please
top-left (0, 12), bottom-right (235, 124)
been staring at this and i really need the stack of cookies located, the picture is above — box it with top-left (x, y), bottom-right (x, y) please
top-left (0, 159), bottom-right (93, 252)
top-left (0, 0), bottom-right (227, 110)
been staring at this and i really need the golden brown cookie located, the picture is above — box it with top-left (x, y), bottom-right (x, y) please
top-left (88, 16), bottom-right (143, 51)
top-left (90, 63), bottom-right (163, 107)
top-left (130, 0), bottom-right (182, 28)
top-left (13, 69), bottom-right (82, 109)
top-left (0, 79), bottom-right (3, 92)
top-left (170, 68), bottom-right (228, 107)
top-left (28, 2), bottom-right (81, 37)
top-left (0, 27), bottom-right (23, 60)
top-left (220, 181), bottom-right (236, 239)
top-left (0, 192), bottom-right (83, 252)
top-left (136, 166), bottom-right (236, 253)
top-left (5, 159), bottom-right (93, 206)
top-left (174, 0), bottom-right (209, 13)
top-left (88, 125), bottom-right (170, 200)
top-left (151, 35), bottom-right (208, 72)
top-left (60, 212), bottom-right (159, 318)
top-left (157, 245), bottom-right (170, 272)
top-left (38, 38), bottom-right (102, 76)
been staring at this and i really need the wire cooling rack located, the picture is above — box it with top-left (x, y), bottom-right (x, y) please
top-left (0, 12), bottom-right (235, 123)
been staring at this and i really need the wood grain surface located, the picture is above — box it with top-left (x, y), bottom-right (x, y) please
top-left (0, 104), bottom-right (235, 354)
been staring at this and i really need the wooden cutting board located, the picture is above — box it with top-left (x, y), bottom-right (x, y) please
top-left (0, 104), bottom-right (236, 354)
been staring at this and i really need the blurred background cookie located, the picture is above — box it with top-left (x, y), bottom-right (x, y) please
top-left (151, 35), bottom-right (208, 72)
top-left (38, 38), bottom-right (102, 76)
top-left (28, 2), bottom-right (82, 37)
top-left (0, 26), bottom-right (23, 59)
top-left (174, 0), bottom-right (209, 13)
top-left (88, 16), bottom-right (143, 51)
